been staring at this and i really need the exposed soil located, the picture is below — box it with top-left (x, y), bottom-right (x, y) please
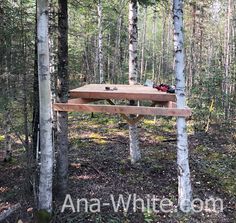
top-left (0, 113), bottom-right (235, 223)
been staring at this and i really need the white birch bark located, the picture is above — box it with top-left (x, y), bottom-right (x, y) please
top-left (129, 0), bottom-right (138, 85)
top-left (224, 0), bottom-right (232, 119)
top-left (98, 0), bottom-right (104, 83)
top-left (140, 6), bottom-right (147, 83)
top-left (173, 0), bottom-right (192, 212)
top-left (117, 15), bottom-right (122, 82)
top-left (152, 8), bottom-right (157, 81)
top-left (112, 14), bottom-right (122, 83)
top-left (129, 0), bottom-right (141, 164)
top-left (160, 10), bottom-right (167, 78)
top-left (37, 0), bottom-right (53, 213)
top-left (107, 32), bottom-right (111, 81)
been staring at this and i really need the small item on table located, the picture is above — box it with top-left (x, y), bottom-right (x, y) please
top-left (105, 86), bottom-right (118, 91)
top-left (167, 86), bottom-right (175, 93)
top-left (154, 84), bottom-right (176, 94)
top-left (144, 79), bottom-right (154, 87)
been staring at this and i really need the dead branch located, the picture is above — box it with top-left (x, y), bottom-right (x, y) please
top-left (0, 203), bottom-right (21, 222)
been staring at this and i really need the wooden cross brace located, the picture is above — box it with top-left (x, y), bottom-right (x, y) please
top-left (106, 99), bottom-right (144, 125)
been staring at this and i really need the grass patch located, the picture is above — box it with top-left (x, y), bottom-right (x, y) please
top-left (193, 142), bottom-right (236, 196)
top-left (90, 133), bottom-right (107, 145)
top-left (143, 119), bottom-right (155, 125)
top-left (0, 135), bottom-right (5, 142)
top-left (206, 156), bottom-right (236, 196)
top-left (154, 135), bottom-right (167, 141)
top-left (71, 138), bottom-right (87, 147)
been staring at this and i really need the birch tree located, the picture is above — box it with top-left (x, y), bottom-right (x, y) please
top-left (111, 11), bottom-right (122, 83)
top-left (173, 0), bottom-right (192, 212)
top-left (189, 1), bottom-right (197, 90)
top-left (140, 5), bottom-right (147, 82)
top-left (224, 0), bottom-right (232, 119)
top-left (129, 0), bottom-right (141, 164)
top-left (152, 7), bottom-right (157, 80)
top-left (160, 9), bottom-right (167, 78)
top-left (37, 0), bottom-right (53, 213)
top-left (98, 0), bottom-right (104, 83)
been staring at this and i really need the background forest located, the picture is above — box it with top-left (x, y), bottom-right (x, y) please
top-left (0, 0), bottom-right (235, 222)
top-left (0, 0), bottom-right (235, 136)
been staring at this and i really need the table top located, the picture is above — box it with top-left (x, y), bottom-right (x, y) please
top-left (69, 84), bottom-right (176, 102)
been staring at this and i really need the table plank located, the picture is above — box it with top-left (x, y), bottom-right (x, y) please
top-left (53, 103), bottom-right (191, 117)
top-left (69, 84), bottom-right (176, 102)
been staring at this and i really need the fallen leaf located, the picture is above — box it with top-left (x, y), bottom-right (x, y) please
top-left (27, 207), bottom-right (33, 212)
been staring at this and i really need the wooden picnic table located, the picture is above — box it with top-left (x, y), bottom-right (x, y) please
top-left (69, 84), bottom-right (176, 101)
top-left (53, 84), bottom-right (191, 121)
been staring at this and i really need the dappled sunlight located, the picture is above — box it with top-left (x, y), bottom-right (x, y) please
top-left (89, 133), bottom-right (107, 145)
top-left (70, 163), bottom-right (81, 169)
top-left (70, 174), bottom-right (98, 181)
top-left (0, 203), bottom-right (11, 213)
top-left (0, 187), bottom-right (9, 193)
top-left (154, 135), bottom-right (167, 142)
top-left (143, 119), bottom-right (156, 125)
top-left (1, 0), bottom-right (236, 221)
top-left (0, 135), bottom-right (5, 142)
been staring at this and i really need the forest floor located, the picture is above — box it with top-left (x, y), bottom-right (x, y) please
top-left (0, 113), bottom-right (235, 223)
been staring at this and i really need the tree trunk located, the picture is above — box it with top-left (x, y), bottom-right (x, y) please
top-left (189, 2), bottom-right (196, 90)
top-left (57, 0), bottom-right (69, 197)
top-left (49, 0), bottom-right (57, 103)
top-left (166, 4), bottom-right (172, 79)
top-left (19, 1), bottom-right (30, 154)
top-left (107, 32), bottom-right (111, 81)
top-left (140, 6), bottom-right (147, 83)
top-left (31, 2), bottom-right (40, 205)
top-left (3, 40), bottom-right (12, 162)
top-left (94, 37), bottom-right (99, 83)
top-left (112, 14), bottom-right (122, 83)
top-left (37, 0), bottom-right (53, 213)
top-left (224, 0), bottom-right (232, 119)
top-left (160, 9), bottom-right (167, 78)
top-left (32, 3), bottom-right (39, 161)
top-left (173, 0), bottom-right (192, 212)
top-left (4, 115), bottom-right (12, 162)
top-left (117, 15), bottom-right (122, 83)
top-left (98, 0), bottom-right (104, 83)
top-left (152, 8), bottom-right (157, 80)
top-left (128, 0), bottom-right (141, 164)
top-left (199, 6), bottom-right (204, 73)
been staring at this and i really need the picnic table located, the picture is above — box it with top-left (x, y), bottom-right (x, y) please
top-left (53, 84), bottom-right (191, 124)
